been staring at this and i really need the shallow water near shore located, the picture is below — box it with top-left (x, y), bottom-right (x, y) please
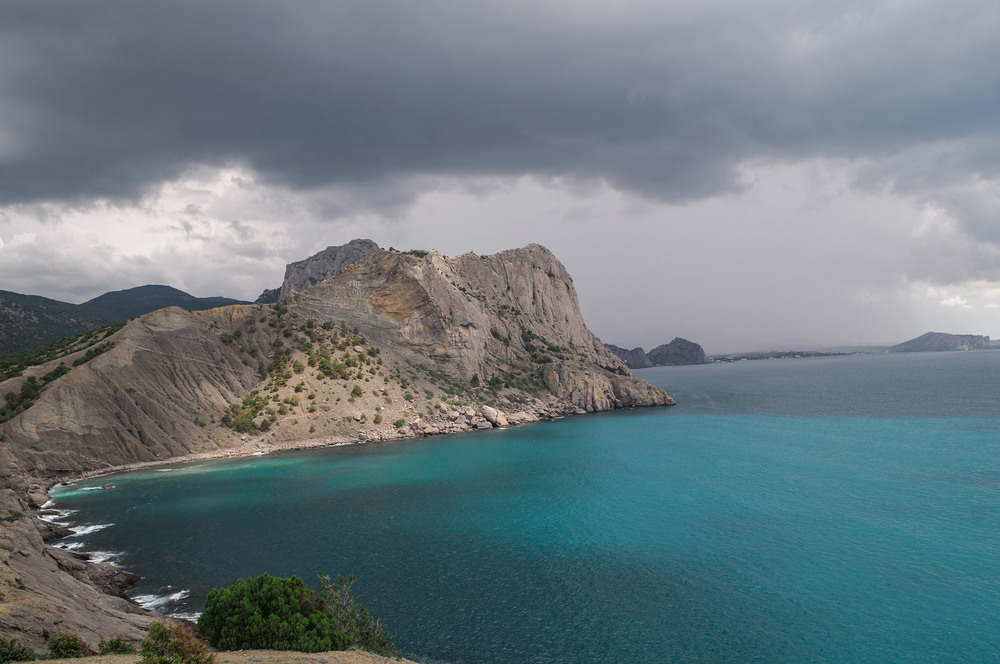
top-left (52, 351), bottom-right (1000, 663)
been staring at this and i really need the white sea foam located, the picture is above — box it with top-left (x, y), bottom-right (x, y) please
top-left (84, 550), bottom-right (122, 564)
top-left (70, 523), bottom-right (112, 536)
top-left (59, 541), bottom-right (85, 550)
top-left (37, 509), bottom-right (77, 524)
top-left (168, 610), bottom-right (203, 621)
top-left (132, 589), bottom-right (191, 610)
top-left (41, 499), bottom-right (55, 509)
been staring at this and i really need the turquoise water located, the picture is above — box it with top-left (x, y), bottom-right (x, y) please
top-left (50, 351), bottom-right (1000, 663)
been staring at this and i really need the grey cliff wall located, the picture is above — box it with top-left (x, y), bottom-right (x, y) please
top-left (279, 239), bottom-right (380, 300)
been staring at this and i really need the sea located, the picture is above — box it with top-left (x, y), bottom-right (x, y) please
top-left (47, 350), bottom-right (1000, 663)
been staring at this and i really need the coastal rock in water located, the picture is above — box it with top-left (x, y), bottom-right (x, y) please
top-left (605, 344), bottom-right (653, 369)
top-left (481, 406), bottom-right (509, 427)
top-left (647, 337), bottom-right (708, 366)
top-left (541, 363), bottom-right (675, 412)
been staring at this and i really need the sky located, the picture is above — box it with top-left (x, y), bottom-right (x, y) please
top-left (2, 1), bottom-right (1000, 353)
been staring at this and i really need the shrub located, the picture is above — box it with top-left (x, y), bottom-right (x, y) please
top-left (197, 574), bottom-right (348, 652)
top-left (393, 418), bottom-right (406, 428)
top-left (47, 632), bottom-right (93, 658)
top-left (318, 574), bottom-right (398, 657)
top-left (98, 636), bottom-right (135, 655)
top-left (139, 622), bottom-right (213, 664)
top-left (350, 384), bottom-right (364, 398)
top-left (0, 637), bottom-right (35, 663)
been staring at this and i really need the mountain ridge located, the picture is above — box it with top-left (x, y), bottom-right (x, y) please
top-left (0, 286), bottom-right (249, 356)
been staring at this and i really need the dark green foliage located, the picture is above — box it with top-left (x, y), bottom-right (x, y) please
top-left (71, 342), bottom-right (114, 366)
top-left (0, 636), bottom-right (36, 663)
top-left (351, 384), bottom-right (364, 398)
top-left (402, 249), bottom-right (429, 258)
top-left (393, 418), bottom-right (406, 428)
top-left (1, 509), bottom-right (25, 522)
top-left (197, 574), bottom-right (349, 652)
top-left (470, 373), bottom-right (480, 387)
top-left (139, 622), bottom-right (213, 664)
top-left (318, 574), bottom-right (398, 657)
top-left (47, 632), bottom-right (93, 658)
top-left (98, 637), bottom-right (135, 655)
top-left (0, 289), bottom-right (122, 356)
top-left (0, 320), bottom-right (126, 381)
top-left (220, 391), bottom-right (269, 433)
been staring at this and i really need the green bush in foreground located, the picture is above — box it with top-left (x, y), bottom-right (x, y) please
top-left (318, 573), bottom-right (398, 657)
top-left (98, 636), bottom-right (136, 655)
top-left (197, 574), bottom-right (348, 653)
top-left (139, 622), bottom-right (213, 664)
top-left (197, 573), bottom-right (398, 657)
top-left (46, 632), bottom-right (93, 658)
top-left (0, 636), bottom-right (36, 663)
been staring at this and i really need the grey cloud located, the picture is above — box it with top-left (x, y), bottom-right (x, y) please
top-left (1, 0), bottom-right (1000, 240)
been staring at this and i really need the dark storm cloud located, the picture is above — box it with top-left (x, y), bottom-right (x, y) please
top-left (2, 0), bottom-right (1000, 230)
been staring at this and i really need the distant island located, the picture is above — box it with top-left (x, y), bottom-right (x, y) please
top-left (888, 331), bottom-right (992, 353)
top-left (606, 337), bottom-right (708, 369)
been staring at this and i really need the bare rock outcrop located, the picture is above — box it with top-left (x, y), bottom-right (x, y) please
top-left (279, 239), bottom-right (380, 300)
top-left (541, 364), bottom-right (674, 412)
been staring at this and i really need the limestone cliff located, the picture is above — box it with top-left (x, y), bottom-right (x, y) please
top-left (279, 239), bottom-right (380, 301)
top-left (0, 242), bottom-right (671, 650)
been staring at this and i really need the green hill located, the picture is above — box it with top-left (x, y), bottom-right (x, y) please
top-left (0, 285), bottom-right (248, 355)
top-left (83, 285), bottom-right (247, 319)
top-left (0, 290), bottom-right (118, 355)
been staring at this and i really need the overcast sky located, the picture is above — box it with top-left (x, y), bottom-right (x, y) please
top-left (2, 0), bottom-right (1000, 353)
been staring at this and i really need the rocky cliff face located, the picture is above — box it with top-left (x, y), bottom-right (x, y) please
top-left (293, 245), bottom-right (669, 412)
top-left (279, 239), bottom-right (380, 300)
top-left (0, 242), bottom-right (671, 649)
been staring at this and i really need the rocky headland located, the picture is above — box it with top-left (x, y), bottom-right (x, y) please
top-left (606, 337), bottom-right (708, 369)
top-left (888, 331), bottom-right (992, 353)
top-left (0, 242), bottom-right (672, 652)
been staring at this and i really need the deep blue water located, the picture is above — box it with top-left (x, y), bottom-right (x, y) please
top-left (49, 351), bottom-right (1000, 663)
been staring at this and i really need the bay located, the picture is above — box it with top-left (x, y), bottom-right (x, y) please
top-left (51, 351), bottom-right (1000, 663)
